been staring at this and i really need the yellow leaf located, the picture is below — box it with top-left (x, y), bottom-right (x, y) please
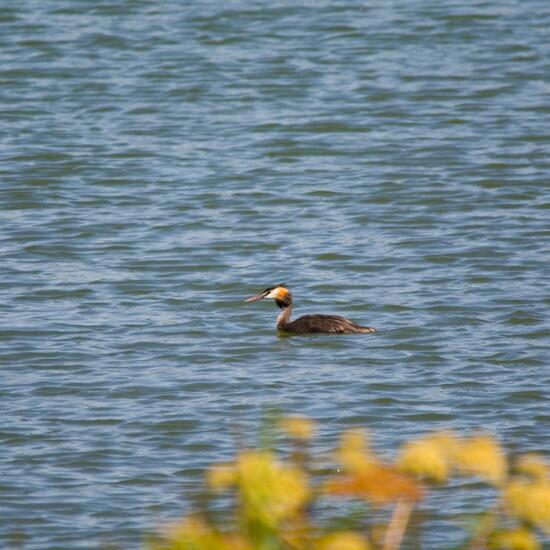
top-left (236, 450), bottom-right (309, 528)
top-left (161, 516), bottom-right (236, 550)
top-left (398, 436), bottom-right (450, 483)
top-left (279, 416), bottom-right (317, 440)
top-left (207, 463), bottom-right (237, 491)
top-left (317, 531), bottom-right (371, 550)
top-left (505, 480), bottom-right (550, 534)
top-left (454, 434), bottom-right (507, 484)
top-left (337, 429), bottom-right (376, 474)
top-left (515, 454), bottom-right (549, 482)
top-left (490, 528), bottom-right (541, 550)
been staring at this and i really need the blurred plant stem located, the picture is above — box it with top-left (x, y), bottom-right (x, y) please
top-left (382, 499), bottom-right (414, 550)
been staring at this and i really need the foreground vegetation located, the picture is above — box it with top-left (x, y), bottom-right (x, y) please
top-left (150, 417), bottom-right (550, 550)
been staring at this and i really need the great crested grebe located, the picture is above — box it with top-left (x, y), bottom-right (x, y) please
top-left (245, 285), bottom-right (376, 335)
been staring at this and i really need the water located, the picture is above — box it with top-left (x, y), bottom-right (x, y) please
top-left (1, 0), bottom-right (549, 547)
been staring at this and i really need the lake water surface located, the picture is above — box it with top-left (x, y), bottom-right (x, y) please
top-left (1, 1), bottom-right (549, 548)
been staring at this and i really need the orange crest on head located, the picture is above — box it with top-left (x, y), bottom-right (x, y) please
top-left (275, 286), bottom-right (289, 299)
top-left (273, 286), bottom-right (291, 308)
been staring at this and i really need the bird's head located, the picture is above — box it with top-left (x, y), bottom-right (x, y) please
top-left (245, 285), bottom-right (291, 308)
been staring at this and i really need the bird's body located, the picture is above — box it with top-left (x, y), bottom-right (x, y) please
top-left (279, 313), bottom-right (376, 334)
top-left (245, 285), bottom-right (376, 335)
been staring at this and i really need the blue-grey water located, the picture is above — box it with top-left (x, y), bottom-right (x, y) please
top-left (1, 1), bottom-right (549, 548)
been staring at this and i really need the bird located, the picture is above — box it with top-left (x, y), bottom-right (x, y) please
top-left (245, 284), bottom-right (376, 335)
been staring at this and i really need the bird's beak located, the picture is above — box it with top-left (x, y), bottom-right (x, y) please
top-left (245, 293), bottom-right (265, 302)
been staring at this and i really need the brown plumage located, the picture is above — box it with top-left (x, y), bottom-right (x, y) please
top-left (245, 285), bottom-right (376, 335)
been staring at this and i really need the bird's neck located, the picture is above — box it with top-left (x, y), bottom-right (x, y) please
top-left (276, 305), bottom-right (292, 329)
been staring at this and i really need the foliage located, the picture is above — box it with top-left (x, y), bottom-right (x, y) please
top-left (150, 417), bottom-right (550, 550)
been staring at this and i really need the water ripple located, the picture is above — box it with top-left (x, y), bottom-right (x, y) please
top-left (1, 0), bottom-right (549, 548)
